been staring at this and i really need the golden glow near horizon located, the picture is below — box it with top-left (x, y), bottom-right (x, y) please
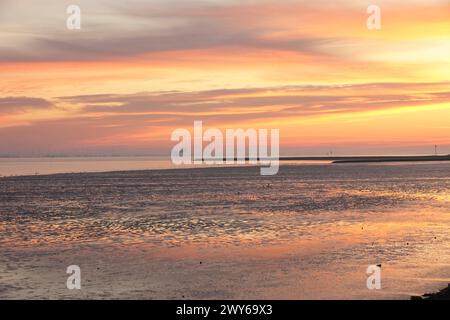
top-left (0, 0), bottom-right (449, 155)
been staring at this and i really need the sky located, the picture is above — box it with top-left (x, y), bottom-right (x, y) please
top-left (0, 0), bottom-right (449, 156)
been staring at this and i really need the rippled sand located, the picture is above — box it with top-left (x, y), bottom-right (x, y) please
top-left (1, 163), bottom-right (450, 299)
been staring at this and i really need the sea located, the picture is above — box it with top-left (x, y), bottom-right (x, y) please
top-left (1, 157), bottom-right (449, 299)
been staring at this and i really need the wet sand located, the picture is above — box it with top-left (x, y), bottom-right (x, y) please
top-left (1, 163), bottom-right (450, 299)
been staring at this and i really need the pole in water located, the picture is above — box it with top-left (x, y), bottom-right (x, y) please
top-left (435, 145), bottom-right (438, 155)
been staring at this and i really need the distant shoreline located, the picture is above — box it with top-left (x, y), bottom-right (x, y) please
top-left (1, 154), bottom-right (450, 164)
top-left (277, 155), bottom-right (450, 163)
top-left (1, 155), bottom-right (450, 178)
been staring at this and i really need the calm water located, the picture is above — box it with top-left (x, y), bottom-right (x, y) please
top-left (0, 157), bottom-right (175, 177)
top-left (0, 157), bottom-right (326, 177)
top-left (1, 162), bottom-right (450, 299)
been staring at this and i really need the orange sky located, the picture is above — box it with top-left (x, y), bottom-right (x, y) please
top-left (0, 0), bottom-right (449, 156)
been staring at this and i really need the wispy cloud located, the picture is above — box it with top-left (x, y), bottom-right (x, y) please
top-left (1, 0), bottom-right (448, 63)
top-left (0, 97), bottom-right (53, 114)
top-left (1, 81), bottom-right (449, 155)
top-left (56, 82), bottom-right (450, 121)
